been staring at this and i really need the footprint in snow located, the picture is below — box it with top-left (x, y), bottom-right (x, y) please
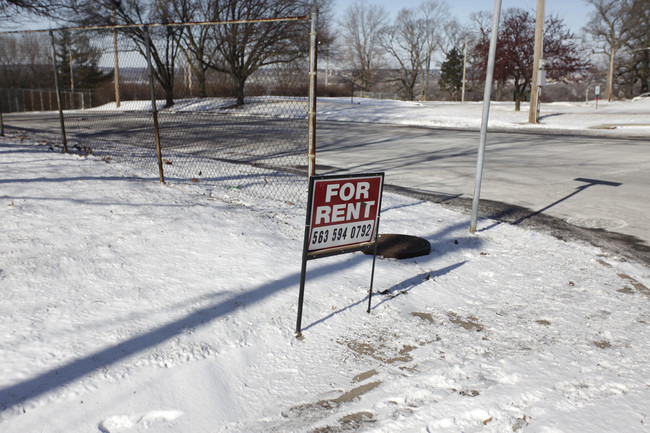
top-left (98, 410), bottom-right (183, 432)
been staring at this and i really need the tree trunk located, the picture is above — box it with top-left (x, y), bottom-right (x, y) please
top-left (422, 67), bottom-right (429, 100)
top-left (197, 68), bottom-right (207, 99)
top-left (514, 83), bottom-right (521, 111)
top-left (640, 49), bottom-right (649, 94)
top-left (235, 77), bottom-right (246, 106)
top-left (607, 47), bottom-right (616, 101)
top-left (495, 79), bottom-right (504, 101)
top-left (165, 86), bottom-right (174, 108)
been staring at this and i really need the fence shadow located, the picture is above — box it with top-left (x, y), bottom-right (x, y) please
top-left (0, 256), bottom-right (352, 412)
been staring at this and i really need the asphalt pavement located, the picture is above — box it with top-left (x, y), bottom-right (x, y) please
top-left (315, 121), bottom-right (650, 265)
top-left (4, 112), bottom-right (649, 265)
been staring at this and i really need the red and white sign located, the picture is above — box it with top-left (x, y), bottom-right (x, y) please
top-left (308, 174), bottom-right (383, 253)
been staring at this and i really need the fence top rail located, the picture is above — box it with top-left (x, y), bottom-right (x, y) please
top-left (0, 15), bottom-right (310, 35)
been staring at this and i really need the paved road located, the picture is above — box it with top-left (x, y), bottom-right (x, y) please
top-left (315, 121), bottom-right (650, 261)
top-left (5, 112), bottom-right (649, 262)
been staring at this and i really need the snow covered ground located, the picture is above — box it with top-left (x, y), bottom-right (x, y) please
top-left (92, 95), bottom-right (650, 137)
top-left (316, 97), bottom-right (650, 136)
top-left (1, 98), bottom-right (650, 432)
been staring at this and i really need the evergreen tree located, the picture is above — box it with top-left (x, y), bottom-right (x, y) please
top-left (438, 47), bottom-right (464, 101)
top-left (55, 30), bottom-right (110, 91)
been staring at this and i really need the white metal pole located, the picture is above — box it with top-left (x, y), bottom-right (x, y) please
top-left (469, 0), bottom-right (502, 233)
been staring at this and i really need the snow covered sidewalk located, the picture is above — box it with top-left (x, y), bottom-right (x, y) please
top-left (1, 137), bottom-right (650, 432)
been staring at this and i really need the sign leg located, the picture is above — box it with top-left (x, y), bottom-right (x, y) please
top-left (295, 264), bottom-right (307, 337)
top-left (367, 231), bottom-right (380, 313)
top-left (295, 225), bottom-right (310, 337)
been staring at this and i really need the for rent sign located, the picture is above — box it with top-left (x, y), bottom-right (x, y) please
top-left (308, 174), bottom-right (384, 254)
top-left (295, 173), bottom-right (385, 337)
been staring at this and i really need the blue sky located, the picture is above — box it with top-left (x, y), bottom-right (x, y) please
top-left (334, 0), bottom-right (590, 34)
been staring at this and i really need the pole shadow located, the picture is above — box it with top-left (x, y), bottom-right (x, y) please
top-left (0, 255), bottom-right (362, 412)
top-left (481, 177), bottom-right (622, 231)
top-left (302, 261), bottom-right (468, 332)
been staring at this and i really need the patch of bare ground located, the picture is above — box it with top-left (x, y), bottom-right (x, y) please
top-left (617, 273), bottom-right (650, 297)
top-left (447, 311), bottom-right (484, 332)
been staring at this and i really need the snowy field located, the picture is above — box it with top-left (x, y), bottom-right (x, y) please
top-left (92, 95), bottom-right (650, 137)
top-left (317, 97), bottom-right (650, 136)
top-left (1, 98), bottom-right (650, 432)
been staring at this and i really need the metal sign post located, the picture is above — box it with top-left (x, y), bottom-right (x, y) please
top-left (295, 173), bottom-right (384, 338)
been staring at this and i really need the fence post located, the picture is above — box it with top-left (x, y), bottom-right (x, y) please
top-left (144, 26), bottom-right (165, 183)
top-left (307, 5), bottom-right (318, 177)
top-left (0, 89), bottom-right (4, 136)
top-left (113, 21), bottom-right (121, 108)
top-left (49, 30), bottom-right (69, 153)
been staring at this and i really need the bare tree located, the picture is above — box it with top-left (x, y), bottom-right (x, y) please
top-left (0, 32), bottom-right (52, 89)
top-left (583, 0), bottom-right (634, 101)
top-left (469, 10), bottom-right (493, 39)
top-left (618, 0), bottom-right (650, 95)
top-left (418, 0), bottom-right (449, 100)
top-left (440, 18), bottom-right (465, 54)
top-left (629, 0), bottom-right (650, 93)
top-left (201, 0), bottom-right (308, 107)
top-left (0, 0), bottom-right (68, 20)
top-left (312, 0), bottom-right (336, 86)
top-left (474, 8), bottom-right (588, 111)
top-left (464, 11), bottom-right (494, 100)
top-left (167, 0), bottom-right (219, 98)
top-left (339, 0), bottom-right (388, 93)
top-left (380, 9), bottom-right (425, 101)
top-left (72, 0), bottom-right (183, 107)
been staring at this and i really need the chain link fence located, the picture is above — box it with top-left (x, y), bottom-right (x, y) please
top-left (1, 88), bottom-right (93, 111)
top-left (0, 12), bottom-right (318, 203)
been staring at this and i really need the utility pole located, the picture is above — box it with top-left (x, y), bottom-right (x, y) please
top-left (529, 0), bottom-right (545, 123)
